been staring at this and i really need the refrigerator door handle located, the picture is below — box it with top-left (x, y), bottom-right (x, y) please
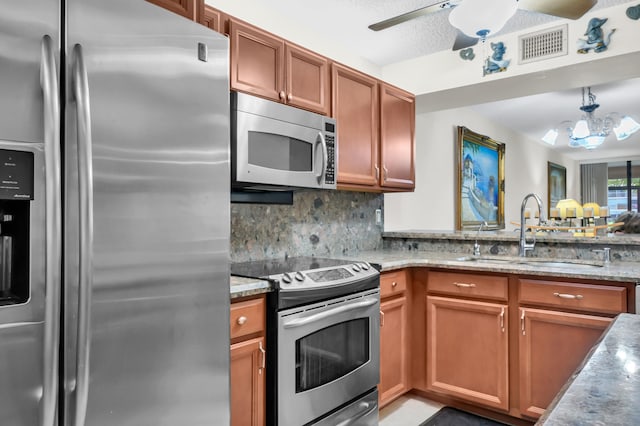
top-left (71, 43), bottom-right (94, 426)
top-left (40, 34), bottom-right (62, 426)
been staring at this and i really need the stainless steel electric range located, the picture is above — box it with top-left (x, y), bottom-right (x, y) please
top-left (231, 256), bottom-right (380, 426)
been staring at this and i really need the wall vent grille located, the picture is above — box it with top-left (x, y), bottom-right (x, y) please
top-left (519, 24), bottom-right (568, 64)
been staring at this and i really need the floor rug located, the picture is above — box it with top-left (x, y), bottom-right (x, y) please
top-left (419, 406), bottom-right (509, 426)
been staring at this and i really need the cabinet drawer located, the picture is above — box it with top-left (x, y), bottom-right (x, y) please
top-left (230, 296), bottom-right (266, 340)
top-left (519, 279), bottom-right (627, 315)
top-left (381, 270), bottom-right (408, 298)
top-left (428, 271), bottom-right (508, 301)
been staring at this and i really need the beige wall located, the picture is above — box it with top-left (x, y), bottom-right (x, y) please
top-left (384, 104), bottom-right (579, 231)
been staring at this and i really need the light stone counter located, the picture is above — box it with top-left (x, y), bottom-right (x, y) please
top-left (230, 276), bottom-right (271, 299)
top-left (536, 313), bottom-right (640, 425)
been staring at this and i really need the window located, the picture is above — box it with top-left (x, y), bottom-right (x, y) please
top-left (607, 161), bottom-right (640, 220)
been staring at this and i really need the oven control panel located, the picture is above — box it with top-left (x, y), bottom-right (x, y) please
top-left (272, 262), bottom-right (377, 292)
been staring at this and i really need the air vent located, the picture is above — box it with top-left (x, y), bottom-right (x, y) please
top-left (519, 24), bottom-right (567, 64)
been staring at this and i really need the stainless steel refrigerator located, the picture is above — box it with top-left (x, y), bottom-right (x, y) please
top-left (0, 0), bottom-right (230, 425)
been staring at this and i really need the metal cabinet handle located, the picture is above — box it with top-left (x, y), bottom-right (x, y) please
top-left (554, 292), bottom-right (584, 300)
top-left (287, 93), bottom-right (292, 101)
top-left (72, 43), bottom-right (94, 426)
top-left (380, 310), bottom-right (385, 327)
top-left (40, 34), bottom-right (62, 426)
top-left (237, 315), bottom-right (247, 325)
top-left (375, 165), bottom-right (380, 180)
top-left (383, 165), bottom-right (388, 182)
top-left (500, 307), bottom-right (505, 333)
top-left (279, 90), bottom-right (286, 100)
top-left (521, 310), bottom-right (526, 336)
top-left (258, 341), bottom-right (266, 373)
top-left (453, 282), bottom-right (476, 288)
top-left (391, 282), bottom-right (397, 287)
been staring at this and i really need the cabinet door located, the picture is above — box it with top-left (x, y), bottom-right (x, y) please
top-left (379, 296), bottom-right (409, 407)
top-left (230, 19), bottom-right (285, 102)
top-left (285, 44), bottom-right (330, 115)
top-left (518, 308), bottom-right (611, 419)
top-left (200, 5), bottom-right (225, 34)
top-left (332, 63), bottom-right (379, 188)
top-left (426, 296), bottom-right (509, 411)
top-left (230, 336), bottom-right (266, 426)
top-left (146, 0), bottom-right (200, 20)
top-left (380, 83), bottom-right (415, 189)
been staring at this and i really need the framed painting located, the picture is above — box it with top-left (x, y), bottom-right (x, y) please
top-left (455, 126), bottom-right (505, 230)
top-left (547, 162), bottom-right (566, 216)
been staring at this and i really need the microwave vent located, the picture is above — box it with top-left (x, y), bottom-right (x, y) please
top-left (518, 24), bottom-right (567, 64)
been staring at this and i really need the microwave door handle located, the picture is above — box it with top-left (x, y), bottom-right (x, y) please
top-left (40, 34), bottom-right (62, 426)
top-left (283, 298), bottom-right (377, 329)
top-left (71, 43), bottom-right (94, 426)
top-left (315, 131), bottom-right (328, 184)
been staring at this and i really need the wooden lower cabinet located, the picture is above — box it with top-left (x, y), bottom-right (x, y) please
top-left (379, 295), bottom-right (409, 407)
top-left (230, 336), bottom-right (266, 426)
top-left (518, 307), bottom-right (611, 419)
top-left (426, 296), bottom-right (509, 411)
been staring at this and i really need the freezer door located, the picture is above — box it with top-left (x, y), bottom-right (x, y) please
top-left (64, 1), bottom-right (230, 426)
top-left (0, 1), bottom-right (60, 425)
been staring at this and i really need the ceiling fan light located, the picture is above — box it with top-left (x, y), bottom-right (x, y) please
top-left (541, 129), bottom-right (558, 145)
top-left (613, 115), bottom-right (640, 140)
top-left (448, 0), bottom-right (518, 39)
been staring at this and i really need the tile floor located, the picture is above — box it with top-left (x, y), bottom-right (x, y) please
top-left (379, 395), bottom-right (444, 426)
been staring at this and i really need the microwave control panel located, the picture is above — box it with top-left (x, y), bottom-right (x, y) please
top-left (324, 121), bottom-right (336, 185)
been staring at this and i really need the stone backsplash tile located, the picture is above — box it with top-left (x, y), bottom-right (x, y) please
top-left (231, 190), bottom-right (383, 262)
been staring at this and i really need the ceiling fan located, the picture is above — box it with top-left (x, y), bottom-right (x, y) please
top-left (368, 0), bottom-right (597, 51)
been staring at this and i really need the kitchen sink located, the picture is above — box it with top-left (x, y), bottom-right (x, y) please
top-left (454, 256), bottom-right (603, 269)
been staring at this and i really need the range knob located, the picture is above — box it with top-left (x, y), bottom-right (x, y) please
top-left (352, 264), bottom-right (361, 272)
top-left (294, 271), bottom-right (305, 282)
top-left (282, 272), bottom-right (292, 284)
top-left (360, 263), bottom-right (370, 271)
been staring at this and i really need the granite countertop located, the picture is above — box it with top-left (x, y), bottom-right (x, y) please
top-left (230, 249), bottom-right (640, 299)
top-left (536, 313), bottom-right (640, 425)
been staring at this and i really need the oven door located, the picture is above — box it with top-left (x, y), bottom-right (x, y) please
top-left (276, 289), bottom-right (380, 426)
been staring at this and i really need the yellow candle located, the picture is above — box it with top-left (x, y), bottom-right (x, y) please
top-left (583, 207), bottom-right (594, 218)
top-left (566, 207), bottom-right (576, 218)
top-left (524, 208), bottom-right (531, 219)
top-left (550, 207), bottom-right (560, 218)
top-left (599, 206), bottom-right (609, 217)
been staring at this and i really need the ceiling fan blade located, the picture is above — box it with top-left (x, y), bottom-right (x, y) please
top-left (368, 0), bottom-right (457, 31)
top-left (518, 0), bottom-right (597, 20)
top-left (452, 30), bottom-right (479, 51)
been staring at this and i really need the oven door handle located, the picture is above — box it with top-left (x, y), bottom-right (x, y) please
top-left (335, 399), bottom-right (377, 426)
top-left (283, 298), bottom-right (377, 329)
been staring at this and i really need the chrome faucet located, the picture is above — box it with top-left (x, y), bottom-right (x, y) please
top-left (519, 193), bottom-right (545, 257)
top-left (473, 221), bottom-right (488, 256)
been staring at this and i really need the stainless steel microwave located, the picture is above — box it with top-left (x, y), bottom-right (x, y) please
top-left (231, 92), bottom-right (337, 191)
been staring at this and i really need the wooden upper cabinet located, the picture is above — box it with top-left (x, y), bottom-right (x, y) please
top-left (285, 44), bottom-right (330, 115)
top-left (146, 0), bottom-right (202, 21)
top-left (380, 83), bottom-right (415, 190)
top-left (200, 5), bottom-right (226, 34)
top-left (229, 19), bottom-right (330, 115)
top-left (230, 19), bottom-right (285, 102)
top-left (332, 63), bottom-right (379, 188)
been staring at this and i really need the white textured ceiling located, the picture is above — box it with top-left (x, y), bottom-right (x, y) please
top-left (231, 0), bottom-right (639, 162)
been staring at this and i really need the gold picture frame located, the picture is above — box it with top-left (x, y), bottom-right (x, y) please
top-left (547, 161), bottom-right (567, 216)
top-left (456, 126), bottom-right (505, 230)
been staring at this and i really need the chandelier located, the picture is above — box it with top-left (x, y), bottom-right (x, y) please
top-left (542, 87), bottom-right (640, 150)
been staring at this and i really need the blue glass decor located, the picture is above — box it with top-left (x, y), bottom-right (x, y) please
top-left (577, 17), bottom-right (616, 53)
top-left (460, 48), bottom-right (475, 61)
top-left (483, 42), bottom-right (510, 76)
top-left (627, 4), bottom-right (640, 20)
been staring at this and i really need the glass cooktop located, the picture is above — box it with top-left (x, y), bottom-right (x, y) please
top-left (230, 256), bottom-right (354, 279)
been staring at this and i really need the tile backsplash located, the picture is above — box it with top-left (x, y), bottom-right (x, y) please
top-left (230, 190), bottom-right (383, 262)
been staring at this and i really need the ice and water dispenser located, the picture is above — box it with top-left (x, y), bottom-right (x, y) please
top-left (0, 149), bottom-right (33, 305)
